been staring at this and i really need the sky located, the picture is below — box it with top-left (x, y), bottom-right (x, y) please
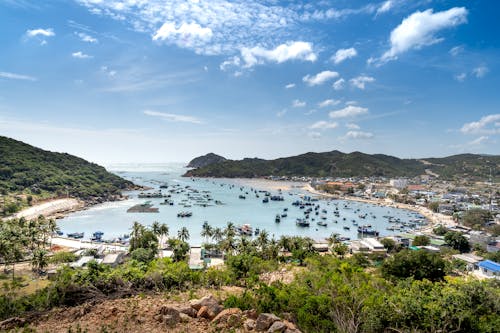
top-left (0, 0), bottom-right (499, 164)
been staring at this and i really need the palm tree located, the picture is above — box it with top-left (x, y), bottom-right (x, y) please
top-left (212, 227), bottom-right (223, 244)
top-left (327, 232), bottom-right (341, 250)
top-left (151, 221), bottom-right (161, 236)
top-left (224, 222), bottom-right (236, 239)
top-left (178, 227), bottom-right (190, 243)
top-left (278, 236), bottom-right (292, 253)
top-left (201, 221), bottom-right (213, 244)
top-left (257, 229), bottom-right (269, 250)
top-left (31, 249), bottom-right (48, 275)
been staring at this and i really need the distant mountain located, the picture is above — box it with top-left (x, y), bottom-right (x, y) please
top-left (186, 153), bottom-right (227, 168)
top-left (183, 150), bottom-right (500, 180)
top-left (0, 136), bottom-right (137, 203)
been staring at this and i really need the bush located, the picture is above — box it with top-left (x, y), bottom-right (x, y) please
top-left (49, 251), bottom-right (77, 264)
top-left (381, 249), bottom-right (446, 282)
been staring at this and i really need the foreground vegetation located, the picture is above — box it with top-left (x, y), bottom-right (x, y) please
top-left (0, 136), bottom-right (135, 216)
top-left (184, 150), bottom-right (500, 180)
top-left (1, 221), bottom-right (499, 332)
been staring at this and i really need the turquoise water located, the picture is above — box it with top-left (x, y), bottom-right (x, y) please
top-left (57, 163), bottom-right (426, 245)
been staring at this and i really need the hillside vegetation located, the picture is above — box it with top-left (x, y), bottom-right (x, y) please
top-left (0, 136), bottom-right (135, 214)
top-left (184, 150), bottom-right (500, 180)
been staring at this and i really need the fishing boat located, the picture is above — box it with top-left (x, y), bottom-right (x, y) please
top-left (177, 211), bottom-right (193, 218)
top-left (237, 224), bottom-right (253, 236)
top-left (67, 232), bottom-right (84, 239)
top-left (343, 226), bottom-right (350, 230)
top-left (238, 195), bottom-right (246, 199)
top-left (357, 225), bottom-right (379, 236)
top-left (91, 231), bottom-right (104, 241)
top-left (317, 221), bottom-right (327, 227)
top-left (296, 218), bottom-right (310, 227)
top-left (275, 214), bottom-right (281, 223)
top-left (262, 197), bottom-right (269, 203)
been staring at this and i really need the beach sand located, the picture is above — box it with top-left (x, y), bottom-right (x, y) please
top-left (8, 198), bottom-right (85, 221)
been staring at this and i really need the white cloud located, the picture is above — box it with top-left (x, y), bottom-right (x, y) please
top-left (241, 41), bottom-right (317, 68)
top-left (285, 83), bottom-right (295, 89)
top-left (344, 131), bottom-right (374, 139)
top-left (309, 121), bottom-right (338, 130)
top-left (472, 65), bottom-right (488, 78)
top-left (72, 51), bottom-right (93, 59)
top-left (303, 70), bottom-right (339, 86)
top-left (454, 73), bottom-right (466, 82)
top-left (153, 22), bottom-right (213, 50)
top-left (75, 32), bottom-right (98, 43)
top-left (308, 131), bottom-right (321, 139)
top-left (0, 71), bottom-right (37, 81)
top-left (292, 99), bottom-right (306, 108)
top-left (329, 105), bottom-right (368, 119)
top-left (449, 45), bottom-right (464, 56)
top-left (304, 109), bottom-right (316, 116)
top-left (376, 1), bottom-right (393, 15)
top-left (460, 114), bottom-right (500, 135)
top-left (380, 7), bottom-right (468, 63)
top-left (346, 123), bottom-right (360, 130)
top-left (469, 136), bottom-right (488, 145)
top-left (276, 109), bottom-right (287, 117)
top-left (318, 99), bottom-right (340, 108)
top-left (350, 75), bottom-right (375, 89)
top-left (143, 110), bottom-right (202, 124)
top-left (26, 28), bottom-right (55, 38)
top-left (332, 47), bottom-right (357, 64)
top-left (219, 56), bottom-right (241, 71)
top-left (332, 78), bottom-right (345, 90)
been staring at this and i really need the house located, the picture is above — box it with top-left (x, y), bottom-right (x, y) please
top-left (476, 260), bottom-right (500, 279)
top-left (487, 241), bottom-right (500, 253)
top-left (452, 253), bottom-right (483, 271)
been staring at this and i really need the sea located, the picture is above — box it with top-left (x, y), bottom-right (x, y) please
top-left (57, 163), bottom-right (426, 245)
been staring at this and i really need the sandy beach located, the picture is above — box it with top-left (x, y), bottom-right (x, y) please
top-left (7, 198), bottom-right (85, 221)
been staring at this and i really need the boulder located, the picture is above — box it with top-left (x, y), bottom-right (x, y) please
top-left (243, 309), bottom-right (258, 320)
top-left (190, 295), bottom-right (223, 317)
top-left (178, 306), bottom-right (198, 318)
top-left (255, 313), bottom-right (280, 331)
top-left (244, 319), bottom-right (256, 331)
top-left (158, 306), bottom-right (180, 327)
top-left (0, 317), bottom-right (26, 330)
top-left (268, 321), bottom-right (287, 333)
top-left (179, 313), bottom-right (192, 323)
top-left (227, 313), bottom-right (242, 328)
top-left (197, 305), bottom-right (218, 320)
top-left (212, 308), bottom-right (242, 324)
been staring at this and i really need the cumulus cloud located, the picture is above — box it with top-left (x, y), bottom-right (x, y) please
top-left (318, 99), bottom-right (340, 108)
top-left (303, 70), bottom-right (339, 86)
top-left (332, 47), bottom-right (357, 64)
top-left (143, 110), bottom-right (202, 124)
top-left (309, 121), bottom-right (338, 130)
top-left (379, 7), bottom-right (468, 63)
top-left (454, 73), bottom-right (466, 82)
top-left (344, 130), bottom-right (374, 139)
top-left (329, 105), bottom-right (368, 119)
top-left (350, 75), bottom-right (375, 89)
top-left (75, 32), bottom-right (98, 43)
top-left (0, 71), bottom-right (37, 81)
top-left (241, 41), bottom-right (317, 68)
top-left (72, 51), bottom-right (93, 59)
top-left (332, 78), bottom-right (345, 90)
top-left (26, 28), bottom-right (55, 38)
top-left (460, 114), bottom-right (500, 135)
top-left (219, 56), bottom-right (241, 71)
top-left (285, 83), bottom-right (296, 89)
top-left (292, 99), bottom-right (306, 108)
top-left (472, 65), bottom-right (488, 78)
top-left (153, 22), bottom-right (213, 51)
top-left (346, 123), bottom-right (360, 130)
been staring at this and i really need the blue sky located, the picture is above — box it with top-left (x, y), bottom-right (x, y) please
top-left (0, 0), bottom-right (499, 164)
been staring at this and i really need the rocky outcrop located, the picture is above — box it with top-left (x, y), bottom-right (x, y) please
top-left (186, 153), bottom-right (226, 168)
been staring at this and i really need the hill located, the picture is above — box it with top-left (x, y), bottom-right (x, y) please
top-left (0, 136), bottom-right (136, 213)
top-left (186, 153), bottom-right (226, 168)
top-left (184, 150), bottom-right (500, 180)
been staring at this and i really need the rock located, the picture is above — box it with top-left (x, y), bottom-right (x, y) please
top-left (197, 305), bottom-right (212, 319)
top-left (268, 321), bottom-right (287, 333)
top-left (179, 306), bottom-right (198, 318)
top-left (0, 317), bottom-right (26, 330)
top-left (190, 295), bottom-right (223, 316)
top-left (244, 309), bottom-right (258, 320)
top-left (158, 306), bottom-right (180, 327)
top-left (179, 313), bottom-right (192, 323)
top-left (212, 308), bottom-right (242, 324)
top-left (283, 320), bottom-right (297, 330)
top-left (255, 313), bottom-right (280, 331)
top-left (285, 329), bottom-right (302, 333)
top-left (244, 319), bottom-right (256, 331)
top-left (227, 313), bottom-right (242, 328)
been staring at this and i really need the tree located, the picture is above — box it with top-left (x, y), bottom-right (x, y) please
top-left (31, 249), bottom-right (48, 275)
top-left (428, 201), bottom-right (440, 213)
top-left (332, 243), bottom-right (348, 258)
top-left (444, 231), bottom-right (470, 253)
top-left (433, 225), bottom-right (448, 236)
top-left (201, 221), bottom-right (212, 244)
top-left (380, 238), bottom-right (398, 253)
top-left (381, 249), bottom-right (446, 282)
top-left (177, 227), bottom-right (190, 242)
top-left (412, 235), bottom-right (430, 246)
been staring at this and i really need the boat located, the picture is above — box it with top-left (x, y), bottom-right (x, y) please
top-left (177, 211), bottom-right (193, 218)
top-left (357, 225), bottom-right (379, 236)
top-left (281, 213), bottom-right (287, 218)
top-left (262, 197), bottom-right (269, 203)
top-left (91, 231), bottom-right (104, 241)
top-left (67, 232), bottom-right (84, 239)
top-left (296, 218), bottom-right (310, 227)
top-left (275, 214), bottom-right (281, 223)
top-left (239, 195), bottom-right (246, 199)
top-left (343, 226), bottom-right (350, 230)
top-left (254, 228), bottom-right (260, 236)
top-left (237, 224), bottom-right (253, 236)
top-left (317, 221), bottom-right (327, 227)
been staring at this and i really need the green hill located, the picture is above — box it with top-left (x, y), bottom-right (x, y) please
top-left (0, 136), bottom-right (136, 213)
top-left (184, 150), bottom-right (500, 180)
